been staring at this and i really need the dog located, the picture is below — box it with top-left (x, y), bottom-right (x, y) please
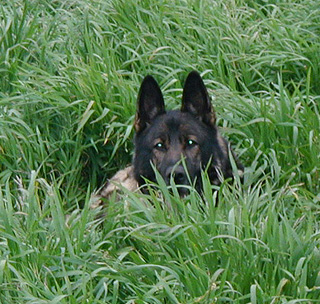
top-left (99, 71), bottom-right (243, 200)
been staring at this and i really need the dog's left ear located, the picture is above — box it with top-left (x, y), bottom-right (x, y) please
top-left (181, 71), bottom-right (216, 126)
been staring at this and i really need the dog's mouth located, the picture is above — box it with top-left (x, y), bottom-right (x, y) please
top-left (177, 186), bottom-right (190, 197)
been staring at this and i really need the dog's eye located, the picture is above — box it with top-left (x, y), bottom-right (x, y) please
top-left (186, 139), bottom-right (197, 147)
top-left (154, 142), bottom-right (165, 150)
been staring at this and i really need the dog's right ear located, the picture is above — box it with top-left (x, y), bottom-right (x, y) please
top-left (134, 75), bottom-right (165, 133)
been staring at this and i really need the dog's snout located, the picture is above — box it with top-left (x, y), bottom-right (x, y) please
top-left (165, 166), bottom-right (187, 184)
top-left (174, 171), bottom-right (186, 184)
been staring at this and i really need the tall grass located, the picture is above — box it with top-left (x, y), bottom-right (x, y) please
top-left (0, 0), bottom-right (319, 302)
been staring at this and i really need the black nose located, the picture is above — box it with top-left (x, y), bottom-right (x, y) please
top-left (173, 170), bottom-right (186, 184)
top-left (166, 166), bottom-right (187, 184)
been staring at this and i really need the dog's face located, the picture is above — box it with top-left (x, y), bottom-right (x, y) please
top-left (135, 110), bottom-right (217, 193)
top-left (133, 71), bottom-right (240, 194)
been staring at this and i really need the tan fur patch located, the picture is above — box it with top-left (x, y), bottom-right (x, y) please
top-left (217, 133), bottom-right (228, 158)
top-left (100, 166), bottom-right (138, 197)
top-left (91, 166), bottom-right (138, 208)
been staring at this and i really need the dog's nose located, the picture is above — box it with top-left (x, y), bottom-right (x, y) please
top-left (166, 166), bottom-right (187, 184)
top-left (174, 171), bottom-right (186, 184)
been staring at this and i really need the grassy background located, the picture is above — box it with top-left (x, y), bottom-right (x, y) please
top-left (0, 0), bottom-right (320, 303)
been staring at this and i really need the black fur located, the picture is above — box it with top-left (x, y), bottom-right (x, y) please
top-left (133, 71), bottom-right (243, 195)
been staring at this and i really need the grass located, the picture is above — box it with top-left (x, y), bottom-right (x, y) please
top-left (0, 0), bottom-right (319, 302)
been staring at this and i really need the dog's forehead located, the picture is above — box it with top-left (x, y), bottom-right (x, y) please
top-left (147, 110), bottom-right (209, 140)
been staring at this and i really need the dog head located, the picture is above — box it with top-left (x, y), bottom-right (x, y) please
top-left (133, 71), bottom-right (237, 194)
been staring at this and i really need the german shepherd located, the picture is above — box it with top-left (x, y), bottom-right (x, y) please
top-left (99, 71), bottom-right (243, 199)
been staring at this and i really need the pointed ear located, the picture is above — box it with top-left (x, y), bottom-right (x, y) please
top-left (134, 75), bottom-right (165, 132)
top-left (181, 71), bottom-right (216, 126)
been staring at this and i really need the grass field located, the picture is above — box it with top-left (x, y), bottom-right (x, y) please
top-left (1, 0), bottom-right (320, 303)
